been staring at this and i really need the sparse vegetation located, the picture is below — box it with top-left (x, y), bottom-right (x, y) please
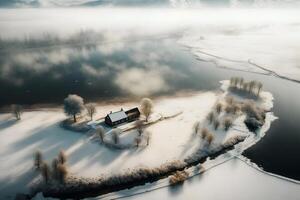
top-left (169, 170), bottom-right (189, 185)
top-left (229, 77), bottom-right (263, 97)
top-left (140, 98), bottom-right (153, 122)
top-left (11, 104), bottom-right (22, 120)
top-left (64, 94), bottom-right (84, 122)
top-left (224, 118), bottom-right (233, 131)
top-left (85, 103), bottom-right (96, 120)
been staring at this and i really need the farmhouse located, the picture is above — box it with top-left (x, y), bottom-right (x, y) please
top-left (105, 107), bottom-right (140, 126)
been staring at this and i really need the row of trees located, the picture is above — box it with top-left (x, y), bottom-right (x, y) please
top-left (34, 150), bottom-right (68, 184)
top-left (64, 95), bottom-right (154, 123)
top-left (230, 77), bottom-right (263, 96)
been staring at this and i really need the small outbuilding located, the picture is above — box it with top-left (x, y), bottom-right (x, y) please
top-left (105, 107), bottom-right (140, 126)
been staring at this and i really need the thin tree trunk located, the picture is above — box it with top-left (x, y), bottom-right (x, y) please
top-left (73, 115), bottom-right (76, 122)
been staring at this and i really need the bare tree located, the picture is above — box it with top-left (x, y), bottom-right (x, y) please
top-left (206, 133), bottom-right (214, 145)
top-left (86, 103), bottom-right (96, 120)
top-left (257, 82), bottom-right (263, 96)
top-left (213, 119), bottom-right (220, 130)
top-left (215, 103), bottom-right (223, 114)
top-left (207, 112), bottom-right (214, 124)
top-left (201, 128), bottom-right (209, 139)
top-left (249, 81), bottom-right (256, 93)
top-left (224, 118), bottom-right (233, 131)
top-left (58, 150), bottom-right (67, 165)
top-left (140, 98), bottom-right (153, 122)
top-left (57, 164), bottom-right (68, 184)
top-left (193, 121), bottom-right (201, 134)
top-left (96, 126), bottom-right (105, 143)
top-left (34, 150), bottom-right (43, 170)
top-left (63, 94), bottom-right (84, 122)
top-left (135, 120), bottom-right (144, 136)
top-left (11, 104), bottom-right (22, 120)
top-left (239, 77), bottom-right (244, 88)
top-left (41, 162), bottom-right (50, 184)
top-left (52, 158), bottom-right (59, 180)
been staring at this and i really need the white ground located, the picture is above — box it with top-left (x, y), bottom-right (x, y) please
top-left (0, 80), bottom-right (278, 199)
top-left (101, 158), bottom-right (300, 200)
top-left (0, 91), bottom-right (218, 199)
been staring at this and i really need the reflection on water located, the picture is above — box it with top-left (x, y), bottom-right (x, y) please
top-left (0, 38), bottom-right (300, 180)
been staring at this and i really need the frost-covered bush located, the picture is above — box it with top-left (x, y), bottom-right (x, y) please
top-left (169, 170), bottom-right (189, 185)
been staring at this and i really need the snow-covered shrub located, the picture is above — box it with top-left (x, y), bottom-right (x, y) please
top-left (223, 118), bottom-right (233, 131)
top-left (226, 96), bottom-right (234, 105)
top-left (241, 100), bottom-right (263, 121)
top-left (34, 150), bottom-right (43, 170)
top-left (223, 135), bottom-right (246, 148)
top-left (169, 170), bottom-right (189, 185)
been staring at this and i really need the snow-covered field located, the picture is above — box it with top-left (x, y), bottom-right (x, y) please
top-left (0, 91), bottom-right (218, 199)
top-left (0, 80), bottom-right (278, 199)
top-left (104, 158), bottom-right (300, 200)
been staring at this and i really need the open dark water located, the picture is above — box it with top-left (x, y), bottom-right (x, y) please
top-left (0, 38), bottom-right (299, 180)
